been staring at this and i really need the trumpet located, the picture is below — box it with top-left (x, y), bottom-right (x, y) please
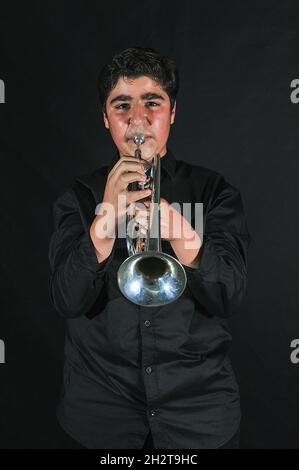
top-left (117, 133), bottom-right (187, 307)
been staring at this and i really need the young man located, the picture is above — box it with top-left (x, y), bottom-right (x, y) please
top-left (48, 47), bottom-right (250, 449)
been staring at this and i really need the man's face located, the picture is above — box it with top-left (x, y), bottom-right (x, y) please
top-left (103, 76), bottom-right (176, 161)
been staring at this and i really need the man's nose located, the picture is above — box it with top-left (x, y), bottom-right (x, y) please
top-left (128, 103), bottom-right (150, 126)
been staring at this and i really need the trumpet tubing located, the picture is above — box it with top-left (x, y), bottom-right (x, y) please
top-left (117, 133), bottom-right (187, 307)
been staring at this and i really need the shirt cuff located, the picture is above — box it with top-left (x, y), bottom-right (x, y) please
top-left (181, 236), bottom-right (220, 280)
top-left (76, 230), bottom-right (115, 276)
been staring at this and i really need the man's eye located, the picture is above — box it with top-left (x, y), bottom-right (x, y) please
top-left (146, 101), bottom-right (159, 107)
top-left (115, 104), bottom-right (130, 110)
top-left (114, 102), bottom-right (159, 110)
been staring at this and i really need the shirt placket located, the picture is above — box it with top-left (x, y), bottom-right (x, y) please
top-left (139, 305), bottom-right (170, 448)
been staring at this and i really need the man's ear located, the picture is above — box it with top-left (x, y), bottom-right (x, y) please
top-left (103, 109), bottom-right (109, 129)
top-left (170, 100), bottom-right (176, 125)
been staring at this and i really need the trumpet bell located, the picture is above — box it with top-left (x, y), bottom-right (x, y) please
top-left (117, 251), bottom-right (187, 307)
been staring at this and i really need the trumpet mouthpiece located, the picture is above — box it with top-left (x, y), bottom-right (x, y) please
top-left (133, 134), bottom-right (145, 146)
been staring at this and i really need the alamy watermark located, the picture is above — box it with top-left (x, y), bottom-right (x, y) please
top-left (0, 339), bottom-right (5, 364)
top-left (290, 339), bottom-right (299, 364)
top-left (290, 79), bottom-right (299, 104)
top-left (0, 79), bottom-right (5, 103)
top-left (94, 198), bottom-right (204, 250)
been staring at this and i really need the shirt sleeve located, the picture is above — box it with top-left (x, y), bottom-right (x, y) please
top-left (48, 188), bottom-right (114, 318)
top-left (182, 176), bottom-right (251, 318)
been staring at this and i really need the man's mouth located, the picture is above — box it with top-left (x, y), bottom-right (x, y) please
top-left (127, 135), bottom-right (153, 142)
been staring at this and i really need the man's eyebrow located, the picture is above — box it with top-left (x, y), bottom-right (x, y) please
top-left (109, 92), bottom-right (165, 105)
top-left (141, 92), bottom-right (165, 101)
top-left (110, 94), bottom-right (132, 104)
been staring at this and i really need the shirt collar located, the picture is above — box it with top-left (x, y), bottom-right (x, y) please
top-left (107, 148), bottom-right (176, 180)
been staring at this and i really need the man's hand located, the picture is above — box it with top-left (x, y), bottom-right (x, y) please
top-left (134, 197), bottom-right (180, 242)
top-left (102, 157), bottom-right (151, 225)
top-left (134, 197), bottom-right (202, 269)
top-left (90, 157), bottom-right (151, 263)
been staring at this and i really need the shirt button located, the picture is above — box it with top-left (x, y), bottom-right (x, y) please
top-left (145, 366), bottom-right (152, 374)
top-left (150, 409), bottom-right (156, 416)
top-left (144, 320), bottom-right (151, 327)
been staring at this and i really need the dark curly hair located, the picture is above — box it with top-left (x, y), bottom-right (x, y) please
top-left (97, 47), bottom-right (179, 113)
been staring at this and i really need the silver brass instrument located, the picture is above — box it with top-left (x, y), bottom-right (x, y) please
top-left (117, 133), bottom-right (187, 307)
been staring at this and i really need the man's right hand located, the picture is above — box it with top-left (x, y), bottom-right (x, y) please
top-left (90, 157), bottom-right (151, 263)
top-left (102, 156), bottom-right (151, 224)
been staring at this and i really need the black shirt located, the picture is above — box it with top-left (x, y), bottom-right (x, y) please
top-left (48, 148), bottom-right (251, 449)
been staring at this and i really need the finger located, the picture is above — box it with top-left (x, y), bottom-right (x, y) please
top-left (126, 189), bottom-right (152, 204)
top-left (138, 227), bottom-right (147, 237)
top-left (112, 165), bottom-right (146, 188)
top-left (121, 172), bottom-right (147, 185)
top-left (134, 208), bottom-right (149, 217)
top-left (110, 156), bottom-right (144, 172)
top-left (110, 159), bottom-right (146, 179)
top-left (135, 216), bottom-right (148, 226)
top-left (135, 201), bottom-right (149, 210)
top-left (135, 218), bottom-right (148, 232)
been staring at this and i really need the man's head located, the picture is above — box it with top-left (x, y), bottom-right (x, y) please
top-left (97, 47), bottom-right (179, 160)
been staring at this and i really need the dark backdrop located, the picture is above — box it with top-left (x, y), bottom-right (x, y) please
top-left (0, 0), bottom-right (298, 449)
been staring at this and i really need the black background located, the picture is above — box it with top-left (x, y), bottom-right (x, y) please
top-left (0, 0), bottom-right (298, 448)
